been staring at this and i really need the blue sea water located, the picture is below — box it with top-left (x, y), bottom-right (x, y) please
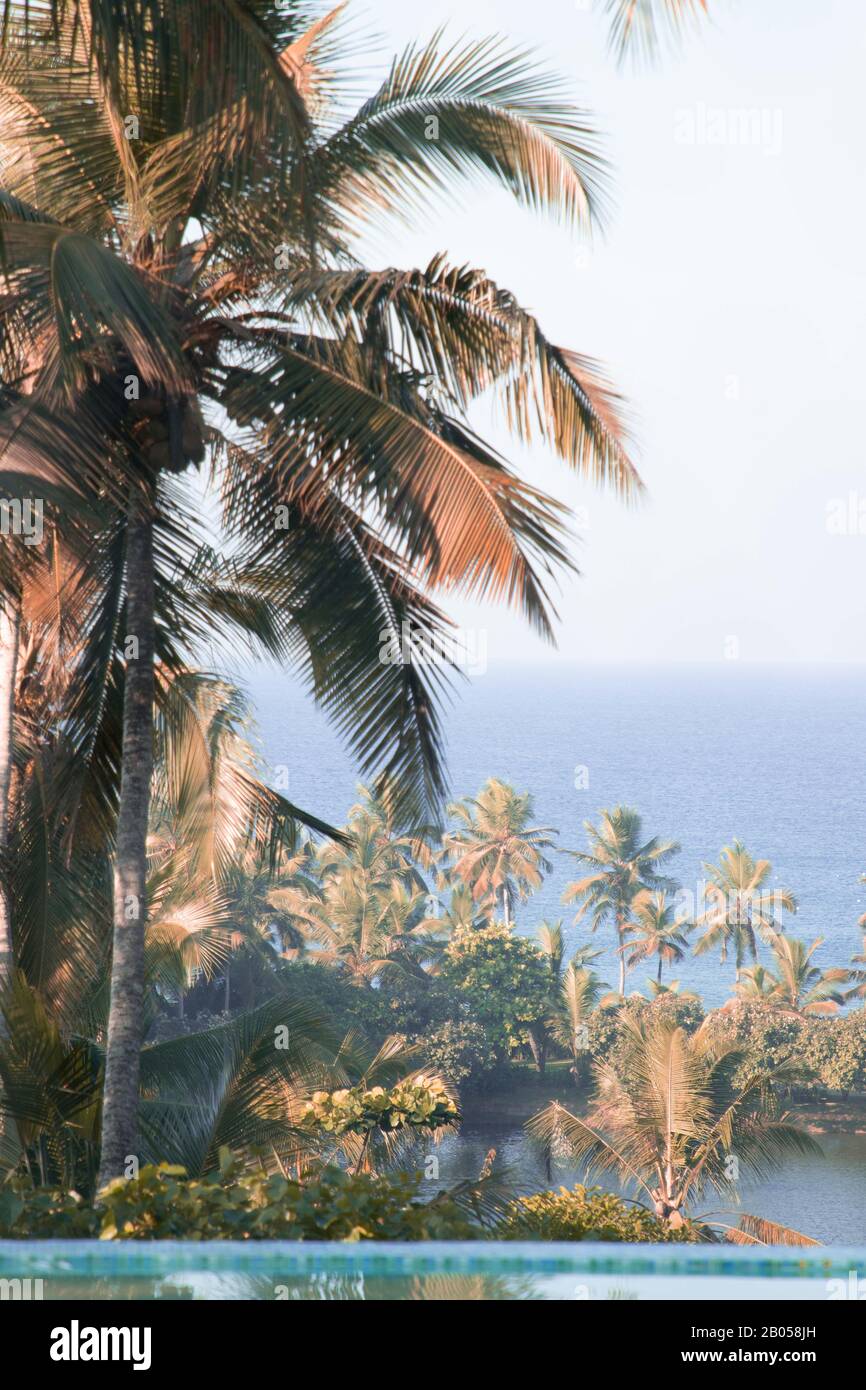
top-left (246, 662), bottom-right (866, 1009)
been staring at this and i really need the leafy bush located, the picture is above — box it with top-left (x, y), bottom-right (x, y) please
top-left (276, 962), bottom-right (370, 1038)
top-left (0, 1164), bottom-right (705, 1243)
top-left (799, 1011), bottom-right (866, 1092)
top-left (301, 1077), bottom-right (458, 1138)
top-left (699, 1002), bottom-right (866, 1094)
top-left (586, 1001), bottom-right (624, 1062)
top-left (411, 1020), bottom-right (500, 1088)
top-left (588, 993), bottom-right (704, 1071)
top-left (348, 972), bottom-right (457, 1038)
top-left (0, 1185), bottom-right (100, 1239)
top-left (443, 923), bottom-right (551, 1058)
top-left (698, 1003), bottom-right (806, 1089)
top-left (0, 1162), bottom-right (481, 1242)
top-left (497, 1184), bottom-right (701, 1243)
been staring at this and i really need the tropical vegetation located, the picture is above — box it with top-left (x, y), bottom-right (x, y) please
top-left (528, 1014), bottom-right (821, 1244)
top-left (0, 0), bottom-right (639, 1190)
top-left (0, 0), bottom-right (849, 1254)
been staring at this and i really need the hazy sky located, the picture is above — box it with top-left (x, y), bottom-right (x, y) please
top-left (342, 0), bottom-right (866, 665)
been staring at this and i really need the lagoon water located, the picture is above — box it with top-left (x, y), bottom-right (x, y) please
top-left (243, 661), bottom-right (866, 1242)
top-left (422, 1118), bottom-right (866, 1246)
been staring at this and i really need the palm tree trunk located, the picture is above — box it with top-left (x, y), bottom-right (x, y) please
top-left (353, 1129), bottom-right (373, 1176)
top-left (528, 1025), bottom-right (546, 1075)
top-left (657, 956), bottom-right (663, 984)
top-left (0, 592), bottom-right (20, 1020)
top-left (501, 885), bottom-right (509, 927)
top-left (617, 919), bottom-right (626, 995)
top-left (98, 503), bottom-right (155, 1187)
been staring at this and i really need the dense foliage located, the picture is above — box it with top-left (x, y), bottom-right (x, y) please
top-left (498, 1185), bottom-right (700, 1243)
top-left (441, 923), bottom-right (552, 1059)
top-left (528, 1014), bottom-right (820, 1244)
top-left (301, 1078), bottom-right (458, 1140)
top-left (0, 1164), bottom-right (700, 1243)
top-left (0, 1), bottom-right (828, 1253)
top-left (0, 1163), bottom-right (485, 1242)
top-left (700, 1003), bottom-right (866, 1094)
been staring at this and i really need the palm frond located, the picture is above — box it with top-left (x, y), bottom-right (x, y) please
top-left (602, 0), bottom-right (711, 64)
top-left (310, 31), bottom-right (608, 232)
top-left (725, 1212), bottom-right (820, 1248)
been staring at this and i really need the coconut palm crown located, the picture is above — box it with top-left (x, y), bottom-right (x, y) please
top-left (445, 778), bottom-right (557, 925)
top-left (733, 936), bottom-right (849, 1016)
top-left (621, 887), bottom-right (692, 984)
top-left (692, 842), bottom-right (797, 980)
top-left (563, 806), bottom-right (680, 995)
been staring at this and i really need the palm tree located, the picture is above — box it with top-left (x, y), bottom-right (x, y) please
top-left (528, 1014), bottom-right (820, 1243)
top-left (0, 268), bottom-right (50, 1016)
top-left (0, 5), bottom-right (641, 1182)
top-left (376, 880), bottom-right (450, 974)
top-left (0, 968), bottom-right (446, 1191)
top-left (434, 882), bottom-right (495, 935)
top-left (731, 964), bottom-right (780, 1005)
top-left (0, 678), bottom-right (357, 1192)
top-left (1, 645), bottom-right (343, 1182)
top-left (537, 921), bottom-right (604, 980)
top-left (563, 807), bottom-right (680, 995)
top-left (216, 848), bottom-right (325, 1013)
top-left (847, 925), bottom-right (866, 1003)
top-left (3, 511), bottom-right (312, 1009)
top-left (643, 978), bottom-right (700, 1000)
top-left (145, 674), bottom-right (330, 1015)
top-left (733, 936), bottom-right (848, 1017)
top-left (537, 921), bottom-right (567, 984)
top-left (621, 888), bottom-right (692, 984)
top-left (547, 962), bottom-right (608, 1082)
top-left (693, 842), bottom-right (797, 980)
top-left (532, 922), bottom-right (609, 1076)
top-left (0, 646), bottom-right (465, 1191)
top-left (0, 595), bottom-right (19, 1012)
top-left (445, 779), bottom-right (557, 926)
top-left (295, 790), bottom-right (442, 983)
top-left (843, 884), bottom-right (866, 1003)
top-left (0, 473), bottom-right (324, 1175)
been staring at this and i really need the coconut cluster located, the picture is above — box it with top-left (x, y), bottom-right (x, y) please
top-left (127, 393), bottom-right (206, 473)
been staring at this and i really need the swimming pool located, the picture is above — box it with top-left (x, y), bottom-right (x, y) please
top-left (1, 1241), bottom-right (863, 1300)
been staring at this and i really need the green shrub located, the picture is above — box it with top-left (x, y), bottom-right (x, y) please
top-left (0, 1165), bottom-right (705, 1243)
top-left (0, 1162), bottom-right (480, 1242)
top-left (0, 1185), bottom-right (100, 1239)
top-left (443, 923), bottom-right (551, 1058)
top-left (696, 1003), bottom-right (864, 1093)
top-left (698, 1002), bottom-right (804, 1083)
top-left (350, 972), bottom-right (457, 1038)
top-left (277, 962), bottom-right (371, 1038)
top-left (301, 1077), bottom-right (458, 1138)
top-left (411, 1020), bottom-right (501, 1088)
top-left (497, 1184), bottom-right (701, 1243)
top-left (800, 1011), bottom-right (866, 1092)
top-left (588, 993), bottom-right (705, 1071)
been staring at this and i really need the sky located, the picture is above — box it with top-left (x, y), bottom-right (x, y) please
top-left (331, 0), bottom-right (866, 666)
